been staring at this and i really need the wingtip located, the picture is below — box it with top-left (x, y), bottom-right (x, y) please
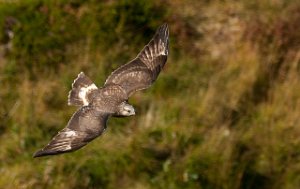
top-left (159, 23), bottom-right (168, 28)
top-left (33, 148), bottom-right (58, 158)
top-left (33, 149), bottom-right (61, 158)
top-left (158, 23), bottom-right (169, 33)
top-left (157, 23), bottom-right (169, 55)
top-left (156, 23), bottom-right (169, 42)
top-left (79, 71), bottom-right (85, 77)
top-left (33, 150), bottom-right (44, 158)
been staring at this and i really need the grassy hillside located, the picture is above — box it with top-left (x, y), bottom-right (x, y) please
top-left (1, 0), bottom-right (300, 188)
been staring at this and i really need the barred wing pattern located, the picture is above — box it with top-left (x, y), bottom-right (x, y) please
top-left (33, 106), bottom-right (108, 157)
top-left (104, 24), bottom-right (169, 96)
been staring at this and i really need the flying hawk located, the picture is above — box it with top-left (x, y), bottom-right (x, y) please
top-left (33, 23), bottom-right (169, 157)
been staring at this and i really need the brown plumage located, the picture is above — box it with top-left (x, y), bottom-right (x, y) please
top-left (33, 23), bottom-right (169, 157)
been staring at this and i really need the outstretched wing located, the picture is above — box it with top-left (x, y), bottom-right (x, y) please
top-left (33, 106), bottom-right (108, 157)
top-left (104, 23), bottom-right (169, 96)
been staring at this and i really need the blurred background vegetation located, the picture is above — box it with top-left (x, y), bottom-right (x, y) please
top-left (0, 0), bottom-right (300, 188)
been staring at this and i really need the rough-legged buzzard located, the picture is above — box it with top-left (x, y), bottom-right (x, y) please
top-left (33, 24), bottom-right (169, 157)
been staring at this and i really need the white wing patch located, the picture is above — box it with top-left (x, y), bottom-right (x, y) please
top-left (79, 84), bottom-right (98, 106)
top-left (64, 130), bottom-right (78, 137)
top-left (65, 144), bottom-right (72, 150)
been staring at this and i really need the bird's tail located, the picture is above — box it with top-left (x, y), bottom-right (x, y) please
top-left (68, 72), bottom-right (98, 106)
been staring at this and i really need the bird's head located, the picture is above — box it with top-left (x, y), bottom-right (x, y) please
top-left (116, 102), bottom-right (135, 117)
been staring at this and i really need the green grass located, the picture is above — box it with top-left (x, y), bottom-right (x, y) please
top-left (1, 0), bottom-right (300, 188)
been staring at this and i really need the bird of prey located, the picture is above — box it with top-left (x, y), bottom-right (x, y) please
top-left (33, 24), bottom-right (169, 157)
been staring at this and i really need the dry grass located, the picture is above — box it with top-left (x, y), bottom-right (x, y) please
top-left (1, 0), bottom-right (300, 188)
